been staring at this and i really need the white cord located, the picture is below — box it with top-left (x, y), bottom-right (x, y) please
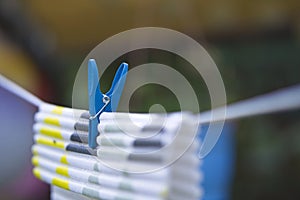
top-left (1, 73), bottom-right (300, 122)
top-left (199, 84), bottom-right (300, 124)
top-left (0, 74), bottom-right (43, 107)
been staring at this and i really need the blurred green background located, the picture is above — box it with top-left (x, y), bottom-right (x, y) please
top-left (0, 0), bottom-right (300, 199)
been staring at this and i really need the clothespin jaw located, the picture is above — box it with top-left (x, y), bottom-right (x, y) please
top-left (88, 59), bottom-right (128, 148)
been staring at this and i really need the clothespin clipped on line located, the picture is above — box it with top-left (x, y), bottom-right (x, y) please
top-left (1, 61), bottom-right (300, 149)
top-left (88, 59), bottom-right (128, 148)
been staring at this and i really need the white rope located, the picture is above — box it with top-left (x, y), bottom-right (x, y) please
top-left (1, 74), bottom-right (300, 122)
top-left (0, 74), bottom-right (43, 107)
top-left (199, 84), bottom-right (300, 123)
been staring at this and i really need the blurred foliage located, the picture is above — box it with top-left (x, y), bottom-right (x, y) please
top-left (101, 49), bottom-right (211, 113)
top-left (217, 39), bottom-right (300, 199)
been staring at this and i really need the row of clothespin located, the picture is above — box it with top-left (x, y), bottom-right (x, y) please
top-left (32, 107), bottom-right (202, 199)
top-left (30, 59), bottom-right (202, 200)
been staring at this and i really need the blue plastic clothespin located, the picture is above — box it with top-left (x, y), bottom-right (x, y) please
top-left (88, 59), bottom-right (128, 148)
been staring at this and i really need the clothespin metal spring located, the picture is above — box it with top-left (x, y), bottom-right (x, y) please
top-left (89, 95), bottom-right (110, 120)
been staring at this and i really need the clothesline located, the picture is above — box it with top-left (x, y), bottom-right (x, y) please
top-left (1, 74), bottom-right (300, 123)
top-left (199, 84), bottom-right (300, 123)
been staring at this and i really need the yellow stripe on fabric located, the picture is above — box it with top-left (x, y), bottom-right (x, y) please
top-left (33, 168), bottom-right (42, 179)
top-left (52, 106), bottom-right (64, 115)
top-left (36, 137), bottom-right (65, 149)
top-left (31, 157), bottom-right (39, 166)
top-left (60, 155), bottom-right (68, 164)
top-left (44, 117), bottom-right (60, 126)
top-left (56, 166), bottom-right (69, 177)
top-left (52, 178), bottom-right (69, 190)
top-left (160, 188), bottom-right (169, 198)
top-left (32, 148), bottom-right (38, 155)
top-left (40, 127), bottom-right (63, 139)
